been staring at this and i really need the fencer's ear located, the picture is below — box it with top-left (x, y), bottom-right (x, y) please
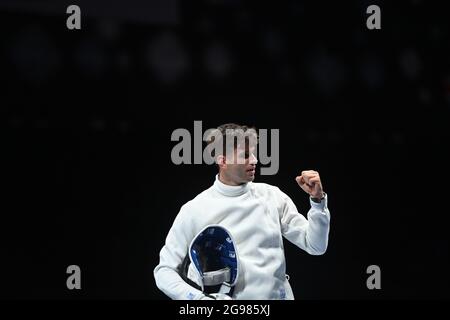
top-left (217, 155), bottom-right (226, 168)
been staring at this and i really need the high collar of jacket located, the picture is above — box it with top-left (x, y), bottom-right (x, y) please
top-left (213, 174), bottom-right (251, 197)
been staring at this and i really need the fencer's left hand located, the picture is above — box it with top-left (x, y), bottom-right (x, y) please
top-left (210, 293), bottom-right (233, 300)
top-left (295, 170), bottom-right (324, 200)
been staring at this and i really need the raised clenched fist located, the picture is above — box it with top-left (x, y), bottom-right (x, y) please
top-left (295, 170), bottom-right (325, 200)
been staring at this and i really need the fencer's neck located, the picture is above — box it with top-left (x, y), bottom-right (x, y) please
top-left (214, 175), bottom-right (250, 197)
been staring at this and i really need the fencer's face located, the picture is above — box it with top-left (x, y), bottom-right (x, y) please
top-left (222, 145), bottom-right (258, 185)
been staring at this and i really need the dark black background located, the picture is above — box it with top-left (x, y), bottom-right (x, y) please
top-left (1, 0), bottom-right (449, 299)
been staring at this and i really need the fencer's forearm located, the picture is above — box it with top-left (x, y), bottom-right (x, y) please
top-left (154, 265), bottom-right (204, 300)
top-left (281, 193), bottom-right (330, 255)
top-left (304, 195), bottom-right (331, 255)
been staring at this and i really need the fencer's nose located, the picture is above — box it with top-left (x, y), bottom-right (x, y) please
top-left (249, 153), bottom-right (258, 165)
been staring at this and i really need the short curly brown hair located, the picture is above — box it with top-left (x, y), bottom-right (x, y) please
top-left (205, 123), bottom-right (258, 158)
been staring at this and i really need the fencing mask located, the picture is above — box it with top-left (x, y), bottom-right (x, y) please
top-left (180, 225), bottom-right (239, 299)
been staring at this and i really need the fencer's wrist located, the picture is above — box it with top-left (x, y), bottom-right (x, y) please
top-left (311, 192), bottom-right (325, 203)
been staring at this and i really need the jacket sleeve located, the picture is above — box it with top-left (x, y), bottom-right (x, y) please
top-left (276, 188), bottom-right (331, 255)
top-left (153, 205), bottom-right (204, 300)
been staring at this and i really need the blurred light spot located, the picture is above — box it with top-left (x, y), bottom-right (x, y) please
top-left (326, 130), bottom-right (343, 144)
top-left (418, 87), bottom-right (431, 105)
top-left (96, 20), bottom-right (121, 42)
top-left (399, 49), bottom-right (422, 81)
top-left (9, 26), bottom-right (61, 85)
top-left (369, 132), bottom-right (382, 145)
top-left (359, 55), bottom-right (385, 90)
top-left (430, 25), bottom-right (443, 42)
top-left (34, 118), bottom-right (49, 129)
top-left (391, 132), bottom-right (405, 145)
top-left (90, 119), bottom-right (106, 131)
top-left (204, 42), bottom-right (233, 79)
top-left (307, 50), bottom-right (348, 97)
top-left (262, 29), bottom-right (285, 59)
top-left (147, 32), bottom-right (189, 85)
top-left (118, 120), bottom-right (131, 133)
top-left (74, 39), bottom-right (108, 77)
top-left (8, 116), bottom-right (24, 129)
top-left (306, 131), bottom-right (320, 143)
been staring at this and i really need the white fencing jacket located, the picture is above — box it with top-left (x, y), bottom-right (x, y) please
top-left (154, 175), bottom-right (331, 300)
